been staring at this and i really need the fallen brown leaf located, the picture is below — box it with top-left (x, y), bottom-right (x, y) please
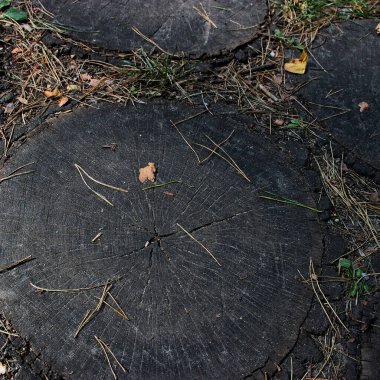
top-left (358, 101), bottom-right (369, 112)
top-left (163, 191), bottom-right (174, 196)
top-left (80, 73), bottom-right (92, 81)
top-left (273, 74), bottom-right (283, 85)
top-left (16, 96), bottom-right (28, 105)
top-left (139, 162), bottom-right (156, 183)
top-left (4, 102), bottom-right (15, 114)
top-left (89, 78), bottom-right (101, 87)
top-left (58, 96), bottom-right (69, 107)
top-left (274, 118), bottom-right (284, 126)
top-left (369, 191), bottom-right (380, 203)
top-left (11, 47), bottom-right (23, 54)
top-left (44, 88), bottom-right (61, 98)
top-left (376, 23), bottom-right (380, 35)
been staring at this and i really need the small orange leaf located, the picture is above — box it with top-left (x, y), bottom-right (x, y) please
top-left (139, 162), bottom-right (156, 183)
top-left (12, 47), bottom-right (23, 54)
top-left (358, 101), bottom-right (369, 112)
top-left (284, 50), bottom-right (308, 74)
top-left (44, 88), bottom-right (61, 98)
top-left (58, 96), bottom-right (69, 107)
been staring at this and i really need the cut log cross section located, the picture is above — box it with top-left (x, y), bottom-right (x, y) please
top-left (296, 20), bottom-right (380, 171)
top-left (0, 102), bottom-right (322, 379)
top-left (33, 0), bottom-right (267, 56)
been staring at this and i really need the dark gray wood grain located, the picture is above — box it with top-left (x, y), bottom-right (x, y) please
top-left (32, 0), bottom-right (267, 56)
top-left (295, 20), bottom-right (380, 170)
top-left (0, 101), bottom-right (322, 379)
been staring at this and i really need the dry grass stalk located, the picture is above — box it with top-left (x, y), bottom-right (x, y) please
top-left (91, 231), bottom-right (103, 242)
top-left (75, 281), bottom-right (112, 338)
top-left (94, 290), bottom-right (129, 321)
top-left (315, 148), bottom-right (379, 250)
top-left (0, 255), bottom-right (33, 273)
top-left (95, 335), bottom-right (127, 379)
top-left (74, 164), bottom-right (128, 207)
top-left (193, 3), bottom-right (217, 28)
top-left (170, 120), bottom-right (201, 163)
top-left (309, 259), bottom-right (348, 336)
top-left (131, 26), bottom-right (176, 56)
top-left (30, 281), bottom-right (112, 293)
top-left (199, 130), bottom-right (234, 164)
top-left (176, 223), bottom-right (221, 266)
top-left (0, 163), bottom-right (35, 184)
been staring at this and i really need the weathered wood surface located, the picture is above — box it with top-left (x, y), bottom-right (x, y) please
top-left (32, 0), bottom-right (267, 56)
top-left (0, 102), bottom-right (322, 379)
top-left (360, 292), bottom-right (380, 379)
top-left (296, 20), bottom-right (380, 170)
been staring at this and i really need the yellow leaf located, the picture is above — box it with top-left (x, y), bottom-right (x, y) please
top-left (284, 50), bottom-right (308, 74)
top-left (376, 23), bottom-right (380, 35)
top-left (67, 84), bottom-right (80, 91)
top-left (44, 88), bottom-right (61, 98)
top-left (138, 162), bottom-right (156, 183)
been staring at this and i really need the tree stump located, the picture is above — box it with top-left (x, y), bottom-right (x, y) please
top-left (295, 20), bottom-right (380, 171)
top-left (33, 0), bottom-right (267, 56)
top-left (0, 102), bottom-right (323, 379)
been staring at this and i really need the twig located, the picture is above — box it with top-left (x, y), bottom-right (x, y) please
top-left (176, 223), bottom-right (221, 266)
top-left (0, 255), bottom-right (34, 273)
top-left (0, 329), bottom-right (19, 337)
top-left (258, 83), bottom-right (279, 102)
